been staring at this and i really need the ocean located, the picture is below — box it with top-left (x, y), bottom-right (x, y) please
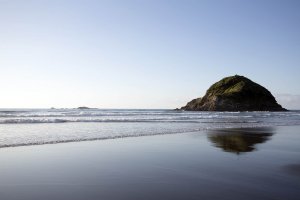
top-left (0, 108), bottom-right (300, 148)
top-left (1, 109), bottom-right (300, 199)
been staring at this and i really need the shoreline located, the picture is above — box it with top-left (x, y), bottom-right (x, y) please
top-left (0, 124), bottom-right (294, 149)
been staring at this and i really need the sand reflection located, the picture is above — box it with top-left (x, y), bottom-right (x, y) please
top-left (207, 127), bottom-right (275, 154)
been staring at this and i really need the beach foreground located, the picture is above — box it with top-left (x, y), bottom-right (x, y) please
top-left (0, 126), bottom-right (299, 200)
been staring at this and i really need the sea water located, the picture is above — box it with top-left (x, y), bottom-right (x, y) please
top-left (0, 109), bottom-right (299, 148)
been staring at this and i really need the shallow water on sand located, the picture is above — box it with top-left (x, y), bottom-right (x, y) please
top-left (0, 126), bottom-right (299, 200)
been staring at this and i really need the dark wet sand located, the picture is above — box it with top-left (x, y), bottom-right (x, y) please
top-left (0, 126), bottom-right (299, 200)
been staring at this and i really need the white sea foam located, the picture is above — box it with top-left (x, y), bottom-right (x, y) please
top-left (0, 109), bottom-right (299, 148)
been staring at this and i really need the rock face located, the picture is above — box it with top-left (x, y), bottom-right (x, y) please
top-left (181, 75), bottom-right (287, 111)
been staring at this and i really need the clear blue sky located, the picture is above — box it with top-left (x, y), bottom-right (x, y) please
top-left (1, 0), bottom-right (299, 109)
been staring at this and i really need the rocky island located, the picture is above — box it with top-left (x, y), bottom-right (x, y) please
top-left (77, 106), bottom-right (91, 109)
top-left (180, 75), bottom-right (287, 111)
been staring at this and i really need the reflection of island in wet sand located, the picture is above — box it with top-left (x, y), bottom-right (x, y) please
top-left (207, 127), bottom-right (275, 154)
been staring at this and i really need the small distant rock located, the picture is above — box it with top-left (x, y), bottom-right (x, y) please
top-left (180, 75), bottom-right (287, 111)
top-left (77, 106), bottom-right (90, 109)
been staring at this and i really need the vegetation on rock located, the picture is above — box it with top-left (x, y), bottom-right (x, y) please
top-left (181, 75), bottom-right (287, 111)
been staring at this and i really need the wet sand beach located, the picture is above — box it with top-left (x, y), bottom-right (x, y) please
top-left (0, 126), bottom-right (299, 200)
